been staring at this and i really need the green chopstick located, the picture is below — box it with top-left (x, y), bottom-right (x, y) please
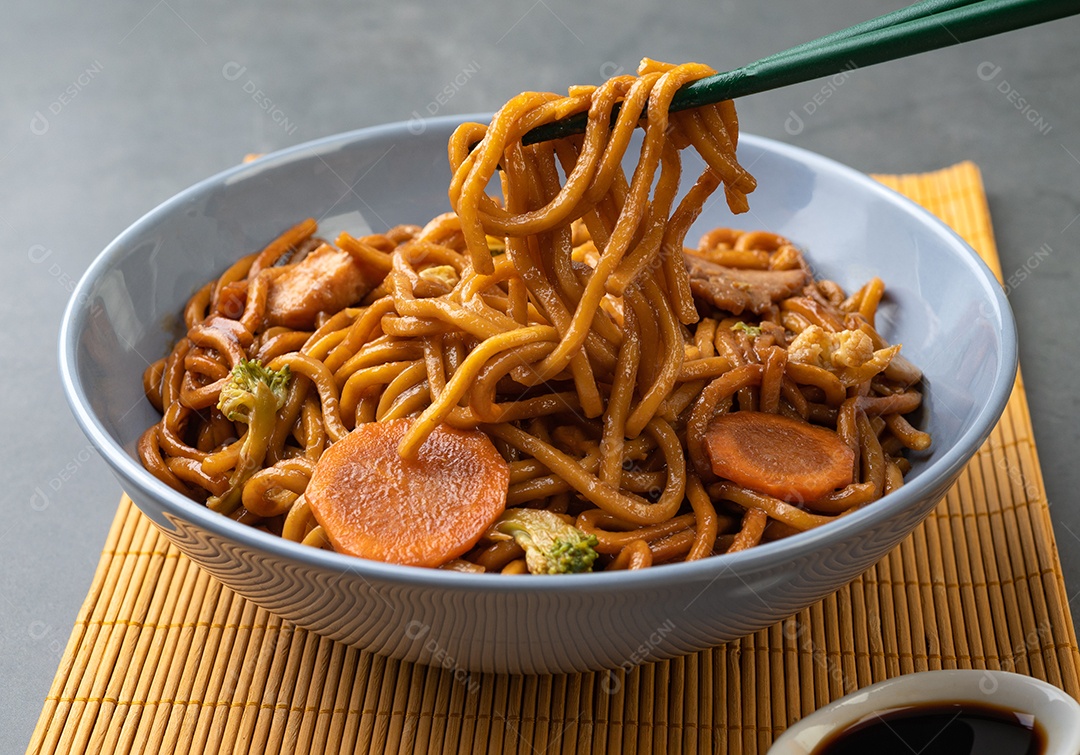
top-left (522, 0), bottom-right (1080, 145)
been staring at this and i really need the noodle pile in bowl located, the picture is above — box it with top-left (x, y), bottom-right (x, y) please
top-left (138, 59), bottom-right (930, 575)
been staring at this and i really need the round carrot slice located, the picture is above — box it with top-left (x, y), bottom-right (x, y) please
top-left (306, 418), bottom-right (509, 567)
top-left (704, 412), bottom-right (854, 503)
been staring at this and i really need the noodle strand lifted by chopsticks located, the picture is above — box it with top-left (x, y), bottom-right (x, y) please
top-left (139, 59), bottom-right (928, 572)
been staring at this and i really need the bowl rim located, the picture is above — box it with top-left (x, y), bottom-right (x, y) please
top-left (767, 669), bottom-right (1080, 752)
top-left (59, 113), bottom-right (1018, 592)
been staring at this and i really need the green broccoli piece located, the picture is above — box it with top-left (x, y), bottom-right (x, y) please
top-left (207, 359), bottom-right (291, 514)
top-left (730, 321), bottom-right (762, 338)
top-left (490, 508), bottom-right (599, 574)
top-left (218, 359), bottom-right (291, 424)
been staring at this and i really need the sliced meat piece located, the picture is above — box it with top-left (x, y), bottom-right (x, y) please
top-left (684, 252), bottom-right (809, 316)
top-left (265, 243), bottom-right (387, 329)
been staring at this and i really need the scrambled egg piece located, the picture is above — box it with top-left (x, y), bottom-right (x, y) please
top-left (788, 325), bottom-right (900, 386)
top-left (415, 265), bottom-right (460, 297)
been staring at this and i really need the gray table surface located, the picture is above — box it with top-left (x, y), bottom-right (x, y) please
top-left (4, 0), bottom-right (1079, 748)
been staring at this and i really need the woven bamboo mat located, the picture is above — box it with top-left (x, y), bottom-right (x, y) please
top-left (29, 162), bottom-right (1080, 754)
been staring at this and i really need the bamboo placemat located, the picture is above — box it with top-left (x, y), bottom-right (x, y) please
top-left (30, 162), bottom-right (1080, 754)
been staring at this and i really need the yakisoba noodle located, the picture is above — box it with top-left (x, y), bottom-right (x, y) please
top-left (139, 59), bottom-right (930, 574)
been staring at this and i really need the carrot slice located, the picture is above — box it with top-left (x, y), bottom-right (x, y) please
top-left (703, 412), bottom-right (854, 503)
top-left (306, 418), bottom-right (509, 567)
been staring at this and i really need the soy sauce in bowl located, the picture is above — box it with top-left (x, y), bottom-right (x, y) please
top-left (815, 702), bottom-right (1044, 755)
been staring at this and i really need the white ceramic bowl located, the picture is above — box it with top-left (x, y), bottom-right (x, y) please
top-left (60, 115), bottom-right (1016, 674)
top-left (768, 670), bottom-right (1080, 753)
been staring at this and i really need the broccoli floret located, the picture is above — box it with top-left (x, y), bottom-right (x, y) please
top-left (490, 508), bottom-right (599, 574)
top-left (218, 359), bottom-right (291, 423)
top-left (208, 359), bottom-right (290, 514)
